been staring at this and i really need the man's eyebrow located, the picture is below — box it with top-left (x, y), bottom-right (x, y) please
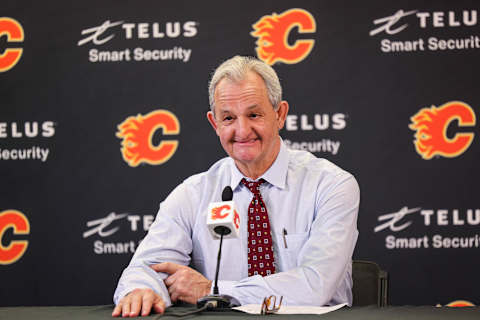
top-left (219, 105), bottom-right (259, 113)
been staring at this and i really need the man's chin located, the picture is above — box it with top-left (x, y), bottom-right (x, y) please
top-left (231, 147), bottom-right (260, 161)
top-left (231, 152), bottom-right (259, 165)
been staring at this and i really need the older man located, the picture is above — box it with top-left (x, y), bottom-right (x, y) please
top-left (112, 56), bottom-right (359, 317)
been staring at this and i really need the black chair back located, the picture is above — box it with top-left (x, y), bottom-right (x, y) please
top-left (352, 260), bottom-right (388, 307)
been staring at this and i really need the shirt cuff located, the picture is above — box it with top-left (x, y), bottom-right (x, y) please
top-left (113, 264), bottom-right (173, 307)
top-left (216, 280), bottom-right (241, 304)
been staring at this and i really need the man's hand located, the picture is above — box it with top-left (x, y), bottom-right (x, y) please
top-left (112, 288), bottom-right (165, 317)
top-left (151, 262), bottom-right (212, 304)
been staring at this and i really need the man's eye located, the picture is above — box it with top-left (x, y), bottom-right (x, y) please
top-left (249, 113), bottom-right (258, 118)
top-left (224, 116), bottom-right (233, 121)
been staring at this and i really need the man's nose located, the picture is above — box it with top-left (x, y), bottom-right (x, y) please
top-left (236, 116), bottom-right (252, 137)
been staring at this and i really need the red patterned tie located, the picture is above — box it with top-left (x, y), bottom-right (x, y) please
top-left (241, 178), bottom-right (275, 277)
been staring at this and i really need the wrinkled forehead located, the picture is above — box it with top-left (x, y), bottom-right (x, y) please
top-left (215, 74), bottom-right (268, 106)
top-left (214, 71), bottom-right (267, 98)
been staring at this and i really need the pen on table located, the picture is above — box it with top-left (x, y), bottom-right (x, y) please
top-left (282, 228), bottom-right (288, 248)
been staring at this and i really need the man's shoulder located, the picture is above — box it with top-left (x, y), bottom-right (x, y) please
top-left (182, 156), bottom-right (232, 188)
top-left (285, 148), bottom-right (359, 206)
top-left (286, 147), bottom-right (352, 179)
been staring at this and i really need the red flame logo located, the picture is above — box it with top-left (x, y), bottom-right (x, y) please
top-left (211, 205), bottom-right (231, 220)
top-left (0, 17), bottom-right (24, 72)
top-left (116, 110), bottom-right (180, 167)
top-left (0, 210), bottom-right (29, 265)
top-left (409, 101), bottom-right (475, 159)
top-left (251, 9), bottom-right (316, 65)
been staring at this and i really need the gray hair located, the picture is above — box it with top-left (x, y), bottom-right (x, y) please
top-left (208, 56), bottom-right (282, 114)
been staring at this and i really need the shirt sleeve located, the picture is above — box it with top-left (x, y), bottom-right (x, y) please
top-left (113, 182), bottom-right (195, 306)
top-left (217, 173), bottom-right (360, 306)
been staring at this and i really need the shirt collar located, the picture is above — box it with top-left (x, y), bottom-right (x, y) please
top-left (229, 138), bottom-right (288, 190)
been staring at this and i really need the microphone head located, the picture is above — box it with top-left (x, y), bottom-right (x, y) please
top-left (207, 187), bottom-right (240, 240)
top-left (221, 186), bottom-right (233, 201)
top-left (214, 226), bottom-right (232, 236)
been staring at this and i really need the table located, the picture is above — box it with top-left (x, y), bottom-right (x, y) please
top-left (1, 305), bottom-right (479, 319)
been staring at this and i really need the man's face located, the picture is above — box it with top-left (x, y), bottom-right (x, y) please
top-left (207, 71), bottom-right (288, 176)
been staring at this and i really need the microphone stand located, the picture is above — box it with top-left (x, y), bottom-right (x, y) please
top-left (213, 228), bottom-right (224, 295)
top-left (197, 226), bottom-right (234, 309)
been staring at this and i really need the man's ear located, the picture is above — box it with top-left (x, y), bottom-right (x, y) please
top-left (207, 111), bottom-right (219, 133)
top-left (276, 101), bottom-right (289, 130)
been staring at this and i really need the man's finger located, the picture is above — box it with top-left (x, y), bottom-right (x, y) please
top-left (167, 280), bottom-right (178, 299)
top-left (129, 293), bottom-right (142, 317)
top-left (170, 289), bottom-right (180, 303)
top-left (164, 272), bottom-right (178, 287)
top-left (150, 262), bottom-right (183, 275)
top-left (121, 300), bottom-right (131, 318)
top-left (152, 298), bottom-right (166, 315)
top-left (112, 303), bottom-right (122, 317)
top-left (141, 295), bottom-right (153, 317)
top-left (167, 281), bottom-right (180, 303)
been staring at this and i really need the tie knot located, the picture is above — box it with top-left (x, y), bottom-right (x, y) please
top-left (241, 178), bottom-right (265, 195)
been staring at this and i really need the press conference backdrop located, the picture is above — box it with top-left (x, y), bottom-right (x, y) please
top-left (1, 0), bottom-right (479, 307)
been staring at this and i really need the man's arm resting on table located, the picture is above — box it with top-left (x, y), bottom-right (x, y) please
top-left (112, 182), bottom-right (200, 317)
top-left (112, 263), bottom-right (173, 317)
top-left (113, 263), bottom-right (213, 317)
top-left (152, 262), bottom-right (213, 304)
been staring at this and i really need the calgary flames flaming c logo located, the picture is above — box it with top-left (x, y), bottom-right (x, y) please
top-left (251, 9), bottom-right (316, 65)
top-left (0, 210), bottom-right (30, 265)
top-left (409, 101), bottom-right (476, 160)
top-left (116, 110), bottom-right (180, 167)
top-left (211, 205), bottom-right (240, 229)
top-left (234, 210), bottom-right (239, 229)
top-left (445, 300), bottom-right (475, 307)
top-left (211, 205), bottom-right (230, 220)
top-left (0, 17), bottom-right (24, 72)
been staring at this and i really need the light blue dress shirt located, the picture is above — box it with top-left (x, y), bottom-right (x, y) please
top-left (114, 139), bottom-right (359, 307)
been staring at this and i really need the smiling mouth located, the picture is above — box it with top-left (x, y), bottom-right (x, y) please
top-left (234, 138), bottom-right (258, 145)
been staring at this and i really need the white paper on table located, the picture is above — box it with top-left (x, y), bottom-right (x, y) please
top-left (232, 303), bottom-right (348, 315)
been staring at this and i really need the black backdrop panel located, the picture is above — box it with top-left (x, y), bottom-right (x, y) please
top-left (1, 0), bottom-right (479, 307)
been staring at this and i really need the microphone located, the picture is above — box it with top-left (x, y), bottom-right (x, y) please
top-left (197, 186), bottom-right (240, 309)
top-left (222, 184), bottom-right (233, 201)
top-left (205, 186), bottom-right (240, 240)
